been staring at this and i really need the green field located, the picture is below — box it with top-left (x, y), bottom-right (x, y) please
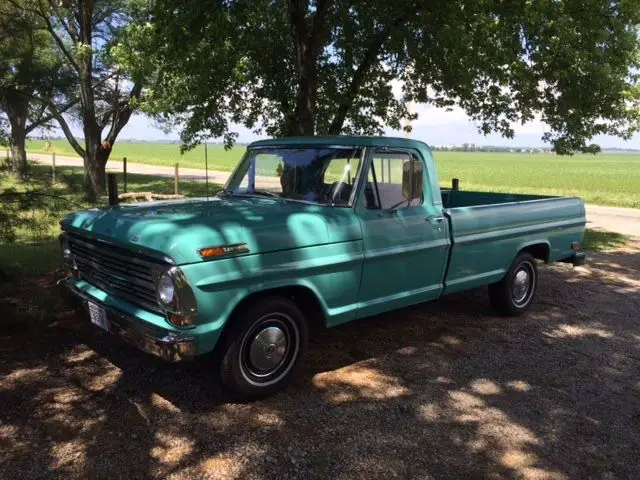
top-left (24, 139), bottom-right (640, 208)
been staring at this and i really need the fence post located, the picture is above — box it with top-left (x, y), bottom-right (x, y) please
top-left (452, 178), bottom-right (459, 191)
top-left (52, 152), bottom-right (56, 183)
top-left (174, 163), bottom-right (179, 195)
top-left (123, 157), bottom-right (127, 193)
top-left (107, 173), bottom-right (118, 206)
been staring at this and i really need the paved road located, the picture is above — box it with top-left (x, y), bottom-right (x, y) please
top-left (584, 204), bottom-right (640, 237)
top-left (29, 152), bottom-right (640, 237)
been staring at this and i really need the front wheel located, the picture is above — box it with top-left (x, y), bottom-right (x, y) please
top-left (220, 296), bottom-right (308, 398)
top-left (489, 252), bottom-right (538, 316)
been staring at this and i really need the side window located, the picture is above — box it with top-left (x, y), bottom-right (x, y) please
top-left (365, 151), bottom-right (424, 210)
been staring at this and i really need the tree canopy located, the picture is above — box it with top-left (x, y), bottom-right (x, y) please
top-left (0, 0), bottom-right (75, 175)
top-left (124, 0), bottom-right (640, 154)
top-left (3, 0), bottom-right (150, 199)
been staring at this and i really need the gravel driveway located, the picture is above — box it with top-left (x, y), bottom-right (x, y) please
top-left (1, 240), bottom-right (639, 479)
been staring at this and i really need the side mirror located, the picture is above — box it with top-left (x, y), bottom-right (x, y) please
top-left (402, 160), bottom-right (423, 201)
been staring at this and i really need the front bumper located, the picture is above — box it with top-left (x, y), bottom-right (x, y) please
top-left (58, 278), bottom-right (196, 362)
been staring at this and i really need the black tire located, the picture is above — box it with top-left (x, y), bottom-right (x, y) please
top-left (220, 296), bottom-right (309, 398)
top-left (489, 252), bottom-right (538, 316)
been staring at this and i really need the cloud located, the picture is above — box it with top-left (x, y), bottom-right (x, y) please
top-left (510, 114), bottom-right (545, 136)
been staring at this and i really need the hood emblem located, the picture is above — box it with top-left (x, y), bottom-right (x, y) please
top-left (131, 236), bottom-right (139, 242)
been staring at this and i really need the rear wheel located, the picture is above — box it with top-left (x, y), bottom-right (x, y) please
top-left (489, 252), bottom-right (538, 316)
top-left (220, 296), bottom-right (308, 398)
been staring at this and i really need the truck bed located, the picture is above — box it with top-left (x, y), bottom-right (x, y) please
top-left (441, 189), bottom-right (553, 208)
top-left (441, 190), bottom-right (586, 295)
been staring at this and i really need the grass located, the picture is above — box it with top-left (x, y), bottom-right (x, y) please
top-left (434, 151), bottom-right (640, 209)
top-left (24, 139), bottom-right (640, 208)
top-left (582, 229), bottom-right (630, 251)
top-left (0, 164), bottom-right (223, 279)
top-left (0, 241), bottom-right (63, 280)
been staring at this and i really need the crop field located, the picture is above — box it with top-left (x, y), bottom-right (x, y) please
top-left (24, 139), bottom-right (640, 207)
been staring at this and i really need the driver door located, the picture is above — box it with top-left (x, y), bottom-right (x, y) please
top-left (355, 148), bottom-right (450, 318)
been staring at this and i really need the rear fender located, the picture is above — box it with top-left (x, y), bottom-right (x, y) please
top-left (516, 240), bottom-right (551, 263)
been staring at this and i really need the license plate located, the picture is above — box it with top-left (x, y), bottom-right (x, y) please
top-left (88, 302), bottom-right (109, 331)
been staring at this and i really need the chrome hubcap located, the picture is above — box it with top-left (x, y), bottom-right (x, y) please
top-left (248, 325), bottom-right (288, 374)
top-left (239, 313), bottom-right (300, 386)
top-left (512, 266), bottom-right (532, 304)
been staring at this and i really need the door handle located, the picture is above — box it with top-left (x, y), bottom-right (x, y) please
top-left (426, 215), bottom-right (445, 225)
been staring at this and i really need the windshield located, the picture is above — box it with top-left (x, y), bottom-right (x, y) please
top-left (223, 147), bottom-right (364, 205)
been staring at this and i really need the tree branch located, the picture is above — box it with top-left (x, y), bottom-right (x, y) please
top-left (37, 0), bottom-right (80, 72)
top-left (0, 189), bottom-right (84, 209)
top-left (327, 2), bottom-right (424, 134)
top-left (46, 103), bottom-right (85, 158)
top-left (310, 0), bottom-right (333, 54)
top-left (26, 98), bottom-right (79, 134)
top-left (47, 0), bottom-right (79, 41)
top-left (104, 82), bottom-right (142, 147)
top-left (27, 101), bottom-right (48, 131)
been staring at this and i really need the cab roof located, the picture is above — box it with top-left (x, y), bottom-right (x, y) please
top-left (248, 135), bottom-right (431, 151)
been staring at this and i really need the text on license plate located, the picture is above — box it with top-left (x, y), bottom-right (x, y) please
top-left (88, 302), bottom-right (109, 331)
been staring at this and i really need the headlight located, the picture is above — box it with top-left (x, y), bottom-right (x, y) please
top-left (154, 267), bottom-right (198, 328)
top-left (62, 243), bottom-right (72, 260)
top-left (59, 234), bottom-right (77, 273)
top-left (157, 273), bottom-right (175, 305)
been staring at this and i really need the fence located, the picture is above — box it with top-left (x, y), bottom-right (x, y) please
top-left (26, 151), bottom-right (215, 200)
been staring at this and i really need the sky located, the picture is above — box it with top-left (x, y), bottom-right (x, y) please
top-left (50, 103), bottom-right (640, 149)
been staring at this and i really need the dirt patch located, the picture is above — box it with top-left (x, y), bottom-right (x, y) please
top-left (1, 241), bottom-right (639, 479)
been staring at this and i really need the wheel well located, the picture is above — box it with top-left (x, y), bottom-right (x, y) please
top-left (521, 243), bottom-right (550, 263)
top-left (228, 286), bottom-right (326, 333)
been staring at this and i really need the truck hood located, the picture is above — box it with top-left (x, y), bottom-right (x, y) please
top-left (60, 197), bottom-right (361, 264)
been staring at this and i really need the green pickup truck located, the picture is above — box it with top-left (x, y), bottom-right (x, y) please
top-left (59, 136), bottom-right (586, 396)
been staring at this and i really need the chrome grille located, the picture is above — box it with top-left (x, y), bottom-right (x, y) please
top-left (67, 233), bottom-right (167, 313)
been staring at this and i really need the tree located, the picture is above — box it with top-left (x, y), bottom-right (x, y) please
top-left (125, 0), bottom-right (640, 154)
top-left (8, 0), bottom-right (148, 200)
top-left (0, 0), bottom-right (75, 177)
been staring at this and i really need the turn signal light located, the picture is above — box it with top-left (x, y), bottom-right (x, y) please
top-left (199, 246), bottom-right (227, 258)
top-left (168, 313), bottom-right (196, 328)
top-left (199, 243), bottom-right (250, 259)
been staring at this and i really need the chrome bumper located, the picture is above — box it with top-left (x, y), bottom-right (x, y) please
top-left (560, 251), bottom-right (586, 267)
top-left (57, 278), bottom-right (196, 362)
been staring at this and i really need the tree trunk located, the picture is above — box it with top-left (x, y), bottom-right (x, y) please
top-left (289, 0), bottom-right (317, 136)
top-left (3, 95), bottom-right (30, 178)
top-left (293, 54), bottom-right (316, 135)
top-left (82, 138), bottom-right (110, 202)
top-left (9, 130), bottom-right (28, 179)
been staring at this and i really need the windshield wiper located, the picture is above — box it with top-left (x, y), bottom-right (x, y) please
top-left (219, 189), bottom-right (282, 200)
top-left (247, 190), bottom-right (281, 198)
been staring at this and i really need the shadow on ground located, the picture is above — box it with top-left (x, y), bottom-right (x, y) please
top-left (1, 241), bottom-right (639, 479)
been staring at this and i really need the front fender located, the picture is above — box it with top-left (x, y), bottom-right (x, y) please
top-left (180, 241), bottom-right (364, 354)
